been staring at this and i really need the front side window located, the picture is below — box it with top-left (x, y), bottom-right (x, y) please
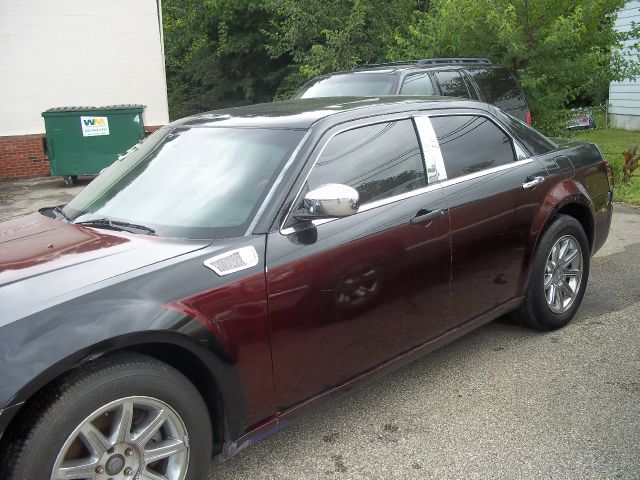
top-left (434, 71), bottom-right (469, 98)
top-left (400, 73), bottom-right (436, 96)
top-left (430, 115), bottom-right (516, 178)
top-left (63, 127), bottom-right (306, 239)
top-left (306, 120), bottom-right (427, 205)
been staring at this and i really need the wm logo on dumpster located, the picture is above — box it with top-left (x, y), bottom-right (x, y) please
top-left (83, 118), bottom-right (106, 126)
top-left (80, 116), bottom-right (110, 137)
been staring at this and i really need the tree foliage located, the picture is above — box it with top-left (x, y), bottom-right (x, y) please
top-left (163, 0), bottom-right (291, 118)
top-left (389, 0), bottom-right (640, 129)
top-left (162, 0), bottom-right (639, 130)
top-left (263, 0), bottom-right (418, 97)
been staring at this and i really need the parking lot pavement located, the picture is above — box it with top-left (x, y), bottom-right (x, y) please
top-left (1, 178), bottom-right (638, 479)
top-left (0, 176), bottom-right (89, 222)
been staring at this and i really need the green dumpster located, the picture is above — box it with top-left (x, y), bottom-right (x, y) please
top-left (42, 105), bottom-right (146, 186)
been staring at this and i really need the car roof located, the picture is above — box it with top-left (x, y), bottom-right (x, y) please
top-left (172, 96), bottom-right (490, 129)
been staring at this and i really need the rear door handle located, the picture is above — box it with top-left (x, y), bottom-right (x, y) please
top-left (410, 208), bottom-right (446, 224)
top-left (522, 176), bottom-right (545, 189)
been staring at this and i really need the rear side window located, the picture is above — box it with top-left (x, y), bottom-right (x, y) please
top-left (468, 67), bottom-right (523, 103)
top-left (400, 73), bottom-right (436, 96)
top-left (307, 120), bottom-right (427, 204)
top-left (495, 110), bottom-right (557, 156)
top-left (430, 115), bottom-right (515, 179)
top-left (434, 71), bottom-right (469, 98)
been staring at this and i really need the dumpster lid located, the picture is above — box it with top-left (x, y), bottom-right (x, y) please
top-left (44, 104), bottom-right (146, 112)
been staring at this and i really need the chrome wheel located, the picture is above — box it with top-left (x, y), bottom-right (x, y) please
top-left (51, 396), bottom-right (189, 480)
top-left (543, 234), bottom-right (583, 314)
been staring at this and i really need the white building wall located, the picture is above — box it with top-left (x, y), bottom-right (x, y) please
top-left (0, 0), bottom-right (169, 136)
top-left (609, 0), bottom-right (640, 130)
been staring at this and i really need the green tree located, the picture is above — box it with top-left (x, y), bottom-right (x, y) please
top-left (389, 0), bottom-right (640, 132)
top-left (163, 0), bottom-right (291, 118)
top-left (263, 0), bottom-right (419, 97)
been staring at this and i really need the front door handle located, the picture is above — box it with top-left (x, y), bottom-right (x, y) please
top-left (410, 208), bottom-right (446, 224)
top-left (522, 175), bottom-right (545, 189)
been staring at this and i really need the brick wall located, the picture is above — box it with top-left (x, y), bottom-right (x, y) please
top-left (0, 126), bottom-right (164, 180)
top-left (0, 134), bottom-right (50, 180)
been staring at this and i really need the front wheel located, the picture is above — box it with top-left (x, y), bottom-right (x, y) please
top-left (2, 353), bottom-right (212, 480)
top-left (515, 214), bottom-right (590, 330)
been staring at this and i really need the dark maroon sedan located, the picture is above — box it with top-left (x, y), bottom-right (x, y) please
top-left (0, 97), bottom-right (612, 480)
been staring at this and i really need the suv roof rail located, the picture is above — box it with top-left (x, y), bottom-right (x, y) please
top-left (416, 57), bottom-right (492, 65)
top-left (353, 57), bottom-right (493, 70)
top-left (353, 60), bottom-right (423, 70)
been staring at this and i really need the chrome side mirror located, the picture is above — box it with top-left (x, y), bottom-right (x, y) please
top-left (294, 184), bottom-right (360, 221)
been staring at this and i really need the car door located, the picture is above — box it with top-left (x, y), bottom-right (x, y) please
top-left (425, 112), bottom-right (546, 323)
top-left (266, 116), bottom-right (452, 410)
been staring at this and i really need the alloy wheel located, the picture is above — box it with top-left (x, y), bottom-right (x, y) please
top-left (50, 396), bottom-right (189, 480)
top-left (543, 234), bottom-right (583, 314)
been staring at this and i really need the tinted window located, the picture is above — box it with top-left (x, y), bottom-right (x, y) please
top-left (64, 127), bottom-right (305, 239)
top-left (430, 115), bottom-right (515, 178)
top-left (295, 73), bottom-right (396, 98)
top-left (400, 73), bottom-right (436, 95)
top-left (307, 120), bottom-right (427, 204)
top-left (495, 109), bottom-right (557, 156)
top-left (468, 67), bottom-right (522, 103)
top-left (434, 71), bottom-right (469, 98)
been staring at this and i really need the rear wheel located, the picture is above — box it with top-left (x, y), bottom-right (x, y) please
top-left (3, 353), bottom-right (212, 480)
top-left (515, 214), bottom-right (590, 330)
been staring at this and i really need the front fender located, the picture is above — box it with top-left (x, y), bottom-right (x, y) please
top-left (0, 302), bottom-right (249, 441)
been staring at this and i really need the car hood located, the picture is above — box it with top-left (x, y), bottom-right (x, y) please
top-left (0, 213), bottom-right (209, 319)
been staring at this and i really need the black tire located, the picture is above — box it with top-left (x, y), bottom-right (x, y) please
top-left (515, 214), bottom-right (590, 331)
top-left (2, 353), bottom-right (212, 480)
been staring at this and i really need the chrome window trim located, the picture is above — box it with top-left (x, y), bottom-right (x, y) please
top-left (438, 157), bottom-right (534, 188)
top-left (514, 142), bottom-right (529, 160)
top-left (246, 129), bottom-right (313, 235)
top-left (279, 113), bottom-right (425, 233)
top-left (278, 110), bottom-right (533, 236)
top-left (413, 115), bottom-right (447, 183)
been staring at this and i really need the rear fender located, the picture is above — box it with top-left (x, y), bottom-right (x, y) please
top-left (517, 178), bottom-right (594, 296)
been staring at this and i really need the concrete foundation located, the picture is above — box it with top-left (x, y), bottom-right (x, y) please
top-left (610, 113), bottom-right (640, 131)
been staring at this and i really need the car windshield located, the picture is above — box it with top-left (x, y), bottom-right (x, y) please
top-left (295, 73), bottom-right (396, 98)
top-left (63, 126), bottom-right (306, 239)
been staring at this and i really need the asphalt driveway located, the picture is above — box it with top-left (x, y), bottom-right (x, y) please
top-left (1, 177), bottom-right (638, 479)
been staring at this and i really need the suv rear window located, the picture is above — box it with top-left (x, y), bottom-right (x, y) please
top-left (468, 67), bottom-right (522, 103)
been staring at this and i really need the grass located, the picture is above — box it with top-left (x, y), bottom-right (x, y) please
top-left (571, 126), bottom-right (640, 205)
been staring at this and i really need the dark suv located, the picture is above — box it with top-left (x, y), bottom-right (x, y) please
top-left (295, 57), bottom-right (531, 124)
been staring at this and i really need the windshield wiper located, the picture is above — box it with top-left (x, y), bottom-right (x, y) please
top-left (52, 205), bottom-right (70, 221)
top-left (74, 218), bottom-right (156, 236)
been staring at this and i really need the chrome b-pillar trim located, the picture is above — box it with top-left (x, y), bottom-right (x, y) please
top-left (413, 115), bottom-right (447, 183)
